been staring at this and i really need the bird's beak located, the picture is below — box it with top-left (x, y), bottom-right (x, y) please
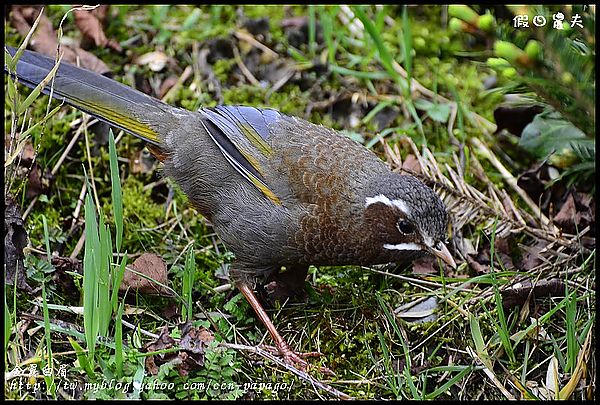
top-left (430, 243), bottom-right (456, 268)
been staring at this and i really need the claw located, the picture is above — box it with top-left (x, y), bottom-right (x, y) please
top-left (240, 282), bottom-right (335, 376)
top-left (278, 342), bottom-right (335, 376)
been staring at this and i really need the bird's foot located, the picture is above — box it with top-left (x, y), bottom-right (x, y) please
top-left (260, 343), bottom-right (335, 376)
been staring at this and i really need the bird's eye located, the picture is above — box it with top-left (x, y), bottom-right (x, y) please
top-left (397, 220), bottom-right (414, 235)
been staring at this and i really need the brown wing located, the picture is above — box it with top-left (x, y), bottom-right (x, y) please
top-left (269, 116), bottom-right (389, 264)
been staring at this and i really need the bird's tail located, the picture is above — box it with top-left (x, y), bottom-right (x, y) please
top-left (5, 46), bottom-right (181, 146)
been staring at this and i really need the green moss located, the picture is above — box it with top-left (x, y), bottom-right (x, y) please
top-left (212, 58), bottom-right (237, 84)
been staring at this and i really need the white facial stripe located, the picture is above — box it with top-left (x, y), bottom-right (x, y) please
top-left (365, 194), bottom-right (411, 216)
top-left (383, 243), bottom-right (422, 251)
top-left (365, 194), bottom-right (392, 208)
top-left (390, 199), bottom-right (409, 215)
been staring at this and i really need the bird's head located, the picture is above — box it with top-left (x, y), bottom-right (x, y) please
top-left (363, 174), bottom-right (455, 267)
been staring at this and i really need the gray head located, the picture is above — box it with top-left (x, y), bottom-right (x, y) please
top-left (363, 174), bottom-right (455, 267)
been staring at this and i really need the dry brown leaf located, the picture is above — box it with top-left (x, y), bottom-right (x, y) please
top-left (10, 5), bottom-right (110, 74)
top-left (121, 252), bottom-right (170, 295)
top-left (143, 326), bottom-right (176, 375)
top-left (553, 192), bottom-right (595, 234)
top-left (74, 6), bottom-right (122, 52)
top-left (401, 153), bottom-right (422, 175)
top-left (144, 323), bottom-right (215, 377)
top-left (4, 193), bottom-right (32, 292)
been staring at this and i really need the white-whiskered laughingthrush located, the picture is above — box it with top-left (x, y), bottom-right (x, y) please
top-left (6, 46), bottom-right (456, 372)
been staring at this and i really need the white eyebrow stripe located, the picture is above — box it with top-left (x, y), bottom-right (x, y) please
top-left (365, 194), bottom-right (392, 207)
top-left (365, 194), bottom-right (411, 215)
top-left (383, 243), bottom-right (422, 251)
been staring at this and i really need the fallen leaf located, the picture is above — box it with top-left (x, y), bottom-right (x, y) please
top-left (501, 278), bottom-right (565, 310)
top-left (144, 326), bottom-right (176, 375)
top-left (466, 254), bottom-right (488, 274)
top-left (517, 162), bottom-right (563, 211)
top-left (74, 6), bottom-right (122, 52)
top-left (144, 323), bottom-right (215, 377)
top-left (51, 256), bottom-right (82, 300)
top-left (4, 193), bottom-right (32, 292)
top-left (401, 154), bottom-right (422, 175)
top-left (553, 191), bottom-right (594, 234)
top-left (518, 241), bottom-right (546, 271)
top-left (10, 5), bottom-right (110, 74)
top-left (26, 164), bottom-right (50, 199)
top-left (130, 149), bottom-right (157, 175)
top-left (395, 296), bottom-right (438, 324)
top-left (121, 253), bottom-right (171, 296)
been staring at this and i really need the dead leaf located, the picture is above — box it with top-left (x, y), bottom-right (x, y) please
top-left (144, 323), bottom-right (215, 377)
top-left (25, 164), bottom-right (53, 200)
top-left (4, 136), bottom-right (36, 165)
top-left (4, 193), bottom-right (32, 292)
top-left (74, 6), bottom-right (122, 52)
top-left (121, 253), bottom-right (171, 296)
top-left (51, 256), bottom-right (82, 300)
top-left (553, 191), bottom-right (594, 234)
top-left (517, 240), bottom-right (546, 271)
top-left (10, 5), bottom-right (110, 74)
top-left (466, 254), bottom-right (488, 274)
top-left (401, 154), bottom-right (422, 175)
top-left (517, 162), bottom-right (564, 213)
top-left (130, 149), bottom-right (157, 175)
top-left (144, 326), bottom-right (177, 375)
top-left (395, 296), bottom-right (438, 323)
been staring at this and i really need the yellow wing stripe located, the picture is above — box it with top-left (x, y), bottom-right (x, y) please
top-left (250, 176), bottom-right (281, 205)
top-left (239, 123), bottom-right (273, 157)
top-left (67, 96), bottom-right (160, 144)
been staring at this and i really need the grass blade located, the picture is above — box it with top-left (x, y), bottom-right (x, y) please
top-left (115, 300), bottom-right (125, 377)
top-left (41, 281), bottom-right (55, 397)
top-left (83, 182), bottom-right (100, 367)
top-left (108, 129), bottom-right (123, 253)
top-left (182, 247), bottom-right (195, 321)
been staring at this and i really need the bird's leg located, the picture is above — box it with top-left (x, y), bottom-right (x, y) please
top-left (237, 282), bottom-right (329, 373)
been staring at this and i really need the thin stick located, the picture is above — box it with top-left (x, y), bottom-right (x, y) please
top-left (232, 45), bottom-right (260, 86)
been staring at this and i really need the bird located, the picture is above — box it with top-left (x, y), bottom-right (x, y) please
top-left (5, 46), bottom-right (455, 372)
